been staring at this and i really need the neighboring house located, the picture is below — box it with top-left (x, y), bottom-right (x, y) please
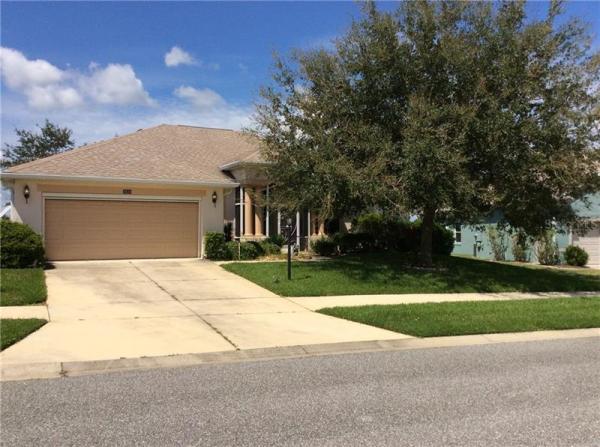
top-left (451, 197), bottom-right (600, 265)
top-left (0, 124), bottom-right (328, 261)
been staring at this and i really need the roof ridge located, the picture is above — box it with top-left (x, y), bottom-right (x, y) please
top-left (172, 124), bottom-right (240, 132)
top-left (6, 124), bottom-right (169, 173)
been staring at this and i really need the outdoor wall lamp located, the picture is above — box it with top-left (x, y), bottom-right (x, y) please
top-left (211, 191), bottom-right (218, 206)
top-left (23, 185), bottom-right (30, 204)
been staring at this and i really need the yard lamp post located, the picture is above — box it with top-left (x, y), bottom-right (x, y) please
top-left (282, 217), bottom-right (297, 280)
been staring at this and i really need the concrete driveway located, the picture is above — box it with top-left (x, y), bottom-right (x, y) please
top-left (1, 259), bottom-right (407, 365)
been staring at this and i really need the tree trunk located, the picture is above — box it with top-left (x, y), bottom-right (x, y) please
top-left (418, 207), bottom-right (435, 267)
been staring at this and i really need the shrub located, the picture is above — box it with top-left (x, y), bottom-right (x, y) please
top-left (334, 232), bottom-right (375, 254)
top-left (534, 230), bottom-right (560, 265)
top-left (0, 220), bottom-right (45, 268)
top-left (355, 213), bottom-right (386, 248)
top-left (431, 224), bottom-right (455, 256)
top-left (486, 225), bottom-right (509, 261)
top-left (247, 240), bottom-right (264, 256)
top-left (226, 241), bottom-right (259, 260)
top-left (267, 234), bottom-right (286, 247)
top-left (511, 231), bottom-right (530, 262)
top-left (259, 241), bottom-right (281, 256)
top-left (564, 245), bottom-right (588, 267)
top-left (386, 219), bottom-right (418, 252)
top-left (223, 222), bottom-right (233, 242)
top-left (311, 236), bottom-right (337, 256)
top-left (204, 231), bottom-right (229, 260)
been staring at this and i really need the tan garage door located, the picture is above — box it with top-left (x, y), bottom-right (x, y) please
top-left (45, 199), bottom-right (199, 261)
top-left (573, 226), bottom-right (600, 266)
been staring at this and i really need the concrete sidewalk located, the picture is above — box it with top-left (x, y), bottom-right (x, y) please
top-left (288, 291), bottom-right (600, 310)
top-left (0, 306), bottom-right (49, 320)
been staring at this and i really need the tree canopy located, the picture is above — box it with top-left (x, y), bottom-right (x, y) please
top-left (2, 120), bottom-right (75, 169)
top-left (254, 0), bottom-right (600, 265)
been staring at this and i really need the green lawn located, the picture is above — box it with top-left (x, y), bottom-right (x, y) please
top-left (222, 253), bottom-right (600, 296)
top-left (0, 268), bottom-right (47, 306)
top-left (318, 297), bottom-right (600, 337)
top-left (0, 319), bottom-right (47, 350)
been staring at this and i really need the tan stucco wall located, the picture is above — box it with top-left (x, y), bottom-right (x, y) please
top-left (6, 179), bottom-right (228, 258)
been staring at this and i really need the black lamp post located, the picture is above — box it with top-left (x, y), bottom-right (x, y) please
top-left (282, 217), bottom-right (296, 280)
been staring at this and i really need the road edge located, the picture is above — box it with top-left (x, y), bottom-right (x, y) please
top-left (2, 327), bottom-right (599, 382)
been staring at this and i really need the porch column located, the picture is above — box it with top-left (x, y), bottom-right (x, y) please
top-left (244, 187), bottom-right (254, 236)
top-left (307, 210), bottom-right (311, 249)
top-left (265, 185), bottom-right (270, 237)
top-left (254, 188), bottom-right (264, 236)
top-left (277, 210), bottom-right (281, 234)
top-left (296, 211), bottom-right (301, 246)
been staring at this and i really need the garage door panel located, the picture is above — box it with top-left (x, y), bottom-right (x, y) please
top-left (45, 199), bottom-right (199, 261)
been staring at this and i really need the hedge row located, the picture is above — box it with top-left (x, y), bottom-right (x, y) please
top-left (204, 232), bottom-right (282, 260)
top-left (311, 214), bottom-right (455, 257)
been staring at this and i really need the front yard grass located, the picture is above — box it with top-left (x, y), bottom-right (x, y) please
top-left (318, 297), bottom-right (600, 337)
top-left (222, 252), bottom-right (600, 296)
top-left (0, 268), bottom-right (47, 306)
top-left (0, 319), bottom-right (47, 350)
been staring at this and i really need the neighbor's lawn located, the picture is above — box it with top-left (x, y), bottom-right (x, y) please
top-left (222, 253), bottom-right (600, 296)
top-left (0, 319), bottom-right (47, 350)
top-left (0, 268), bottom-right (47, 306)
top-left (318, 297), bottom-right (600, 337)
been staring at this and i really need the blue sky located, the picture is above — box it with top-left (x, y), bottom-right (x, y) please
top-left (1, 1), bottom-right (598, 147)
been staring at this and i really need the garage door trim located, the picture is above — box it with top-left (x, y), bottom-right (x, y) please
top-left (42, 193), bottom-right (203, 259)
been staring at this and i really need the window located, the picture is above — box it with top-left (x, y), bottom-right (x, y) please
top-left (454, 225), bottom-right (462, 244)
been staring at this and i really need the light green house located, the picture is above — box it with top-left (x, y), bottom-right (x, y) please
top-left (452, 194), bottom-right (600, 265)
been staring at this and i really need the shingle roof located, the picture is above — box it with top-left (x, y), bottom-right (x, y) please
top-left (4, 124), bottom-right (265, 185)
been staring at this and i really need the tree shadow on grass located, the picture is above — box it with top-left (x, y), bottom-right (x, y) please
top-left (311, 253), bottom-right (600, 293)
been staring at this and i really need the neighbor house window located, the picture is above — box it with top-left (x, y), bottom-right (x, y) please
top-left (454, 225), bottom-right (462, 244)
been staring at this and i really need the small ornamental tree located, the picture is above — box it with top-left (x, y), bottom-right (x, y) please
top-left (254, 0), bottom-right (600, 266)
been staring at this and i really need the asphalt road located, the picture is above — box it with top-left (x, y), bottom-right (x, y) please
top-left (2, 338), bottom-right (599, 446)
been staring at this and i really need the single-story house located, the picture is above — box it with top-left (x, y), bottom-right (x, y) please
top-left (2, 123), bottom-right (598, 264)
top-left (451, 198), bottom-right (600, 265)
top-left (1, 124), bottom-right (328, 261)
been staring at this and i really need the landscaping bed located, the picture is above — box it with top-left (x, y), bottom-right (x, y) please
top-left (318, 297), bottom-right (600, 337)
top-left (0, 319), bottom-right (47, 350)
top-left (222, 253), bottom-right (600, 296)
top-left (0, 268), bottom-right (47, 306)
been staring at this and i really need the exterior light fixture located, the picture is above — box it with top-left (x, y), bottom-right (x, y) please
top-left (211, 191), bottom-right (218, 206)
top-left (23, 185), bottom-right (30, 204)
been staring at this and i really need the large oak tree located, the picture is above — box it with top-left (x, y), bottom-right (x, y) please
top-left (254, 0), bottom-right (600, 265)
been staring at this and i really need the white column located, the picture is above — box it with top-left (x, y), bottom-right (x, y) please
top-left (277, 210), bottom-right (281, 235)
top-left (266, 185), bottom-right (270, 237)
top-left (239, 186), bottom-right (244, 239)
top-left (307, 210), bottom-right (311, 249)
top-left (296, 211), bottom-right (301, 247)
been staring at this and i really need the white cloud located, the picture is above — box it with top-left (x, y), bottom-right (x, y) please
top-left (26, 85), bottom-right (83, 110)
top-left (80, 64), bottom-right (155, 106)
top-left (164, 46), bottom-right (197, 67)
top-left (1, 93), bottom-right (253, 148)
top-left (0, 47), bottom-right (154, 110)
top-left (174, 86), bottom-right (225, 109)
top-left (0, 47), bottom-right (63, 89)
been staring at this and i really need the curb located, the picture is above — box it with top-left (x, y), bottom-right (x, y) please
top-left (2, 327), bottom-right (599, 382)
